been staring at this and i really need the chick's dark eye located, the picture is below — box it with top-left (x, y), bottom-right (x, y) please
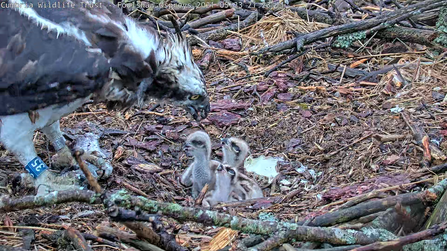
top-left (177, 65), bottom-right (184, 71)
top-left (232, 144), bottom-right (240, 153)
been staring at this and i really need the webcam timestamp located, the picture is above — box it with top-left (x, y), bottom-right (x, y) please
top-left (154, 1), bottom-right (286, 9)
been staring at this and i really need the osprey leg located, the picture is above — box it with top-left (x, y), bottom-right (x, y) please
top-left (40, 120), bottom-right (77, 169)
top-left (0, 119), bottom-right (84, 195)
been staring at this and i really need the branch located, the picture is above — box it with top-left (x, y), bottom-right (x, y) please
top-left (352, 221), bottom-right (447, 251)
top-left (299, 178), bottom-right (447, 227)
top-left (0, 190), bottom-right (100, 213)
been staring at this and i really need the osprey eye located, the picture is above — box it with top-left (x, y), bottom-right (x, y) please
top-left (190, 95), bottom-right (201, 100)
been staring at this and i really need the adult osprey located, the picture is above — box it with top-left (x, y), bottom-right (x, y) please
top-left (0, 0), bottom-right (210, 194)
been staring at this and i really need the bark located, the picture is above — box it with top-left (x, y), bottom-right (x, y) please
top-left (352, 222), bottom-right (447, 251)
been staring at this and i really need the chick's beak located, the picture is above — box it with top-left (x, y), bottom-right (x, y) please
top-left (221, 138), bottom-right (229, 145)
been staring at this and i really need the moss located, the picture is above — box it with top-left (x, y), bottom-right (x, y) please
top-left (361, 227), bottom-right (396, 241)
top-left (435, 7), bottom-right (447, 47)
top-left (230, 216), bottom-right (239, 229)
top-left (195, 210), bottom-right (204, 218)
top-left (108, 189), bottom-right (132, 208)
top-left (34, 191), bottom-right (58, 206)
top-left (333, 31), bottom-right (367, 49)
top-left (259, 212), bottom-right (277, 222)
top-left (403, 232), bottom-right (447, 251)
top-left (165, 203), bottom-right (183, 213)
top-left (333, 228), bottom-right (357, 244)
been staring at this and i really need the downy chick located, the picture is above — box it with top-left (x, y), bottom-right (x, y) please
top-left (221, 137), bottom-right (250, 174)
top-left (230, 168), bottom-right (264, 201)
top-left (202, 164), bottom-right (236, 207)
top-left (181, 131), bottom-right (219, 198)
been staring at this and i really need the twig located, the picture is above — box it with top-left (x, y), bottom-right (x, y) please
top-left (73, 150), bottom-right (103, 193)
top-left (195, 183), bottom-right (209, 206)
top-left (83, 233), bottom-right (121, 248)
top-left (66, 111), bottom-right (108, 117)
top-left (63, 227), bottom-right (93, 251)
top-left (182, 9), bottom-right (235, 31)
top-left (121, 181), bottom-right (151, 198)
top-left (264, 50), bottom-right (307, 77)
top-left (324, 132), bottom-right (374, 158)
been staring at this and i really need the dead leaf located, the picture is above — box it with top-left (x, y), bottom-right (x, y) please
top-left (3, 215), bottom-right (14, 232)
top-left (382, 155), bottom-right (400, 165)
top-left (132, 163), bottom-right (162, 173)
top-left (114, 146), bottom-right (125, 160)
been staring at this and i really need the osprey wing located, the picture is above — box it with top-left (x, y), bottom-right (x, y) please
top-left (0, 0), bottom-right (156, 115)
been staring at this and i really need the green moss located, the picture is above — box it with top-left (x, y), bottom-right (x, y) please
top-left (333, 31), bottom-right (367, 49)
top-left (435, 7), bottom-right (447, 47)
top-left (165, 203), bottom-right (183, 213)
top-left (403, 232), bottom-right (447, 251)
top-left (34, 191), bottom-right (58, 206)
top-left (333, 228), bottom-right (357, 244)
top-left (259, 212), bottom-right (277, 222)
top-left (361, 227), bottom-right (396, 241)
top-left (108, 189), bottom-right (132, 208)
top-left (230, 216), bottom-right (239, 229)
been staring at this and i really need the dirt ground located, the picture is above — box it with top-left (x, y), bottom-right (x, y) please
top-left (1, 8), bottom-right (447, 251)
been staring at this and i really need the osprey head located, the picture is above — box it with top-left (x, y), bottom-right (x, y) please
top-left (145, 31), bottom-right (210, 121)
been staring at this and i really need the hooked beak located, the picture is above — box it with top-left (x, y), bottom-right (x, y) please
top-left (186, 104), bottom-right (210, 121)
top-left (185, 97), bottom-right (210, 121)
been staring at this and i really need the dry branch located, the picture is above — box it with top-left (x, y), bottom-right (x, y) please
top-left (96, 225), bottom-right (163, 251)
top-left (193, 11), bottom-right (258, 44)
top-left (0, 190), bottom-right (100, 213)
top-left (352, 221), bottom-right (447, 251)
top-left (73, 150), bottom-right (102, 193)
top-left (182, 9), bottom-right (235, 31)
top-left (63, 227), bottom-right (92, 251)
top-left (300, 178), bottom-right (447, 227)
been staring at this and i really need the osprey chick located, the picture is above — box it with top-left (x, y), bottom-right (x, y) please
top-left (0, 0), bottom-right (210, 195)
